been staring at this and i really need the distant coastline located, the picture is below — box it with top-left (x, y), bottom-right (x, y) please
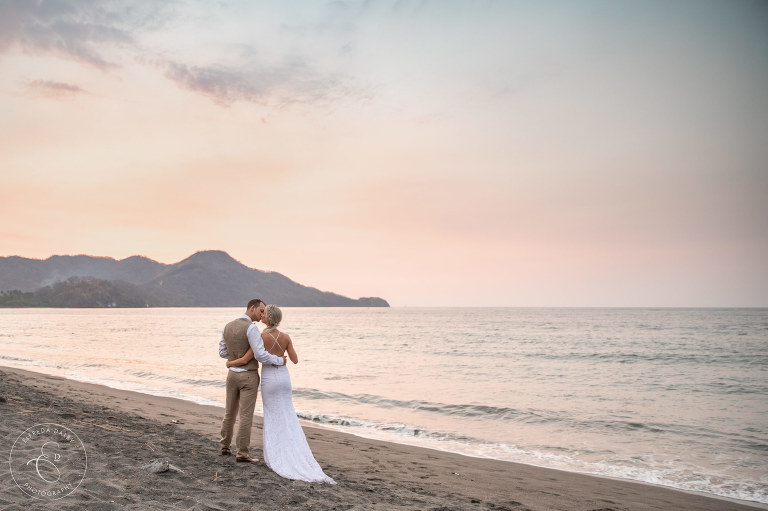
top-left (0, 251), bottom-right (388, 308)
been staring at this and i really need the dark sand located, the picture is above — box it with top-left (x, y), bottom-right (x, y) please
top-left (0, 366), bottom-right (764, 511)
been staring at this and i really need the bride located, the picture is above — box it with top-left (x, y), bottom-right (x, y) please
top-left (226, 304), bottom-right (336, 484)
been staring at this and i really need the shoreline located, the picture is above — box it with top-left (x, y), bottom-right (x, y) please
top-left (1, 365), bottom-right (766, 510)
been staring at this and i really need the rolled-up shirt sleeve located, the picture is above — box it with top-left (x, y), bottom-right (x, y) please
top-left (218, 329), bottom-right (228, 358)
top-left (247, 324), bottom-right (284, 366)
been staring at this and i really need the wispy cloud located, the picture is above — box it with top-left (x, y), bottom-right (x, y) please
top-left (0, 0), bottom-right (368, 107)
top-left (159, 57), bottom-right (370, 107)
top-left (0, 0), bottom-right (171, 69)
top-left (25, 79), bottom-right (88, 98)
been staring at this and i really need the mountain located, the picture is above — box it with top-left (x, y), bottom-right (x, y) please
top-left (0, 251), bottom-right (389, 307)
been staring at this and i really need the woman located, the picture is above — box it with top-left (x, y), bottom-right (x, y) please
top-left (226, 304), bottom-right (336, 484)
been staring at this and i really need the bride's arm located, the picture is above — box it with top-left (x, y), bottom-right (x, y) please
top-left (226, 348), bottom-right (254, 368)
top-left (285, 335), bottom-right (298, 364)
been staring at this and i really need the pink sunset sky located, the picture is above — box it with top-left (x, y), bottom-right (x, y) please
top-left (1, 0), bottom-right (766, 307)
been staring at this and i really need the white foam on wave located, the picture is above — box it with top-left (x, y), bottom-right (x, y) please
top-left (293, 408), bottom-right (768, 506)
top-left (61, 370), bottom-right (225, 409)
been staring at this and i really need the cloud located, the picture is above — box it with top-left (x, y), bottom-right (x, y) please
top-left (0, 1), bottom-right (369, 107)
top-left (25, 79), bottom-right (87, 98)
top-left (0, 0), bottom-right (170, 69)
top-left (159, 56), bottom-right (370, 107)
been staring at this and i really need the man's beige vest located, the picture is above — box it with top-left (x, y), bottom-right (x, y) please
top-left (223, 317), bottom-right (260, 371)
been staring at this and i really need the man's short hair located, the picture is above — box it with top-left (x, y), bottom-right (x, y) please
top-left (246, 298), bottom-right (264, 310)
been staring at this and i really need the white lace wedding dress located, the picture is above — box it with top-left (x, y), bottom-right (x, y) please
top-left (260, 333), bottom-right (336, 484)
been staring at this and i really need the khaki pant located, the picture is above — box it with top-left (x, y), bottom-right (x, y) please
top-left (219, 370), bottom-right (260, 458)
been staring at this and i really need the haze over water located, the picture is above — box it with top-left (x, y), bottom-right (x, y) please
top-left (1, 307), bottom-right (766, 505)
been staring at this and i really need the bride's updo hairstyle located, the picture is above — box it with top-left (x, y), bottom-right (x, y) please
top-left (263, 304), bottom-right (282, 334)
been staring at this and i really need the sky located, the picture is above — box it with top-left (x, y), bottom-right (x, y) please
top-left (1, 0), bottom-right (767, 307)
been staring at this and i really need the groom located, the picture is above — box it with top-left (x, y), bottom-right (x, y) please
top-left (218, 298), bottom-right (286, 463)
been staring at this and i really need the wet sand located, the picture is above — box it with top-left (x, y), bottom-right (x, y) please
top-left (0, 366), bottom-right (764, 511)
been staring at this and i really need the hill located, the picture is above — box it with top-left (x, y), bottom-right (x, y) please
top-left (0, 251), bottom-right (388, 307)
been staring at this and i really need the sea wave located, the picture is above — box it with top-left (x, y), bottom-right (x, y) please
top-left (292, 388), bottom-right (520, 421)
top-left (295, 409), bottom-right (768, 505)
top-left (296, 410), bottom-right (487, 444)
top-left (291, 387), bottom-right (768, 455)
top-left (0, 355), bottom-right (33, 362)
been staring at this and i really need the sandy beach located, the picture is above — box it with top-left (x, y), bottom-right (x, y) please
top-left (0, 365), bottom-right (764, 511)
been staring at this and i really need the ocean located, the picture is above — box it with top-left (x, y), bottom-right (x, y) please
top-left (0, 307), bottom-right (766, 505)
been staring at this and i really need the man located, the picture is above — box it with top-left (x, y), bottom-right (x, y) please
top-left (219, 298), bottom-right (286, 463)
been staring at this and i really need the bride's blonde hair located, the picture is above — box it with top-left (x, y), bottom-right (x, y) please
top-left (262, 304), bottom-right (282, 334)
